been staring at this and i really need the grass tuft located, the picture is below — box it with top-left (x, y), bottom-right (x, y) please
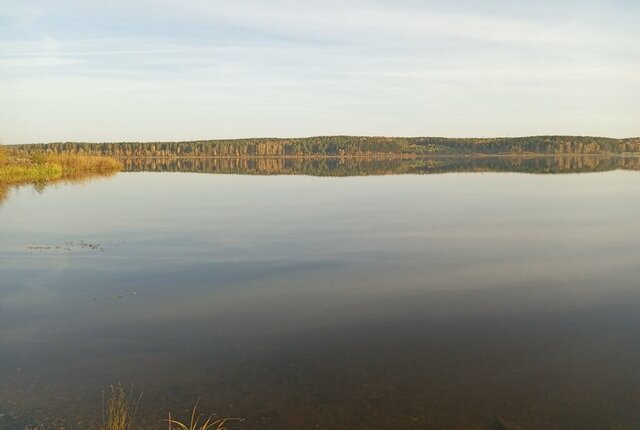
top-left (166, 400), bottom-right (243, 430)
top-left (101, 384), bottom-right (143, 430)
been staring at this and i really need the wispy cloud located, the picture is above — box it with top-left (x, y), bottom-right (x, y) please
top-left (0, 57), bottom-right (84, 67)
top-left (0, 0), bottom-right (638, 143)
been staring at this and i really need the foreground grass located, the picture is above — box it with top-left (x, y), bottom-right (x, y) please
top-left (98, 385), bottom-right (240, 430)
top-left (101, 385), bottom-right (142, 430)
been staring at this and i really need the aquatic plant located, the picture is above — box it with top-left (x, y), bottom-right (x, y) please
top-left (47, 153), bottom-right (123, 176)
top-left (0, 150), bottom-right (122, 204)
top-left (101, 384), bottom-right (142, 430)
top-left (99, 385), bottom-right (240, 430)
top-left (0, 150), bottom-right (121, 185)
top-left (166, 401), bottom-right (242, 430)
top-left (0, 163), bottom-right (63, 183)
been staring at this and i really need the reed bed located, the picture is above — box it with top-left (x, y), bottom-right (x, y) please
top-left (0, 147), bottom-right (122, 204)
top-left (0, 163), bottom-right (63, 183)
top-left (48, 153), bottom-right (123, 176)
top-left (0, 147), bottom-right (122, 187)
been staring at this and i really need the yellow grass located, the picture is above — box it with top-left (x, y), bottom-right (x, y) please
top-left (166, 401), bottom-right (242, 430)
top-left (47, 153), bottom-right (123, 176)
top-left (0, 148), bottom-right (121, 188)
top-left (0, 163), bottom-right (63, 183)
top-left (101, 385), bottom-right (142, 430)
top-left (0, 147), bottom-right (122, 204)
top-left (99, 385), bottom-right (241, 430)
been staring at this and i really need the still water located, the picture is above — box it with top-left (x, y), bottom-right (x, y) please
top-left (1, 167), bottom-right (640, 429)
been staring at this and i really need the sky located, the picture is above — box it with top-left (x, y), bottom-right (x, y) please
top-left (0, 0), bottom-right (638, 143)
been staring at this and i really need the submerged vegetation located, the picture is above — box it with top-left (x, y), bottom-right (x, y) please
top-left (0, 146), bottom-right (122, 203)
top-left (11, 135), bottom-right (640, 157)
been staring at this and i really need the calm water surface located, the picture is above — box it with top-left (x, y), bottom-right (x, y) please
top-left (1, 170), bottom-right (640, 429)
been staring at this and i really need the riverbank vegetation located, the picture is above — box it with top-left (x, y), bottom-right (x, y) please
top-left (0, 146), bottom-right (122, 203)
top-left (0, 147), bottom-right (121, 184)
top-left (11, 135), bottom-right (640, 158)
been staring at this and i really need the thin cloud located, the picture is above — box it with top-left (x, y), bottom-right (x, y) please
top-left (0, 57), bottom-right (84, 67)
top-left (0, 0), bottom-right (638, 142)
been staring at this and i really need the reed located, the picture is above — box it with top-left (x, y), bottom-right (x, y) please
top-left (47, 153), bottom-right (123, 175)
top-left (101, 384), bottom-right (142, 430)
top-left (166, 401), bottom-right (242, 430)
top-left (22, 385), bottom-right (241, 430)
top-left (101, 387), bottom-right (241, 430)
top-left (0, 163), bottom-right (63, 183)
top-left (0, 148), bottom-right (121, 188)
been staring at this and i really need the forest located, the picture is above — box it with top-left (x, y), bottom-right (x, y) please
top-left (10, 136), bottom-right (640, 158)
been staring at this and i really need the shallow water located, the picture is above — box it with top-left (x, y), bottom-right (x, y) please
top-left (2, 168), bottom-right (640, 429)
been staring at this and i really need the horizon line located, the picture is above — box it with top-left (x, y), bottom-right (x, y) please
top-left (6, 134), bottom-right (640, 146)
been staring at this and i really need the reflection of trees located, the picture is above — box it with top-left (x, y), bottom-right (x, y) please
top-left (2, 156), bottom-right (638, 205)
top-left (121, 156), bottom-right (640, 176)
top-left (122, 157), bottom-right (427, 176)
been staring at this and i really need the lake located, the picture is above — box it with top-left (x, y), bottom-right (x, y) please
top-left (1, 160), bottom-right (640, 429)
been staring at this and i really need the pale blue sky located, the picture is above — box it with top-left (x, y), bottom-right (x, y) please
top-left (1, 0), bottom-right (638, 143)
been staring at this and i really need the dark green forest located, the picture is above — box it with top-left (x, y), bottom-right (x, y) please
top-left (11, 136), bottom-right (640, 157)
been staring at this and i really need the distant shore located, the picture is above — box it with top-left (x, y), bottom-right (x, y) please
top-left (8, 135), bottom-right (640, 158)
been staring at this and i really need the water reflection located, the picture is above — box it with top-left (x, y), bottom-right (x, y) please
top-left (2, 156), bottom-right (639, 206)
top-left (123, 155), bottom-right (640, 176)
top-left (1, 171), bottom-right (640, 429)
top-left (0, 171), bottom-right (119, 206)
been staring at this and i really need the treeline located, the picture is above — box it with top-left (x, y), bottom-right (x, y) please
top-left (416, 136), bottom-right (640, 154)
top-left (11, 135), bottom-right (640, 157)
top-left (122, 155), bottom-right (640, 177)
top-left (14, 137), bottom-right (411, 157)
